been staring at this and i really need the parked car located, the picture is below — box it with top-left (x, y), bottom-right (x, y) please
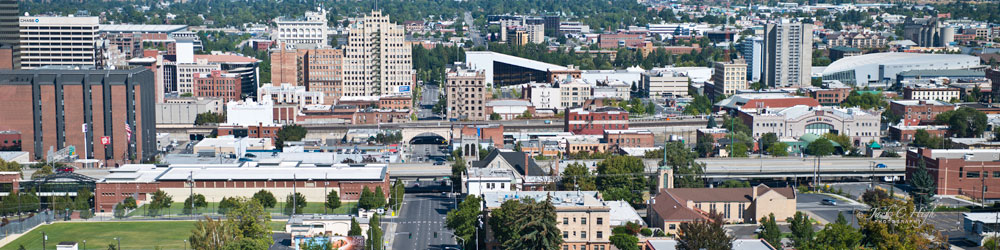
top-left (821, 198), bottom-right (837, 206)
top-left (56, 167), bottom-right (74, 173)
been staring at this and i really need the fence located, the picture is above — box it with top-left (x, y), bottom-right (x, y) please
top-left (0, 211), bottom-right (53, 240)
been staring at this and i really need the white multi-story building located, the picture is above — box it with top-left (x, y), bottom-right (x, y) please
top-left (273, 9), bottom-right (329, 47)
top-left (592, 80), bottom-right (630, 100)
top-left (18, 15), bottom-right (101, 69)
top-left (763, 21), bottom-right (813, 88)
top-left (643, 69), bottom-right (690, 99)
top-left (225, 98), bottom-right (275, 126)
top-left (525, 82), bottom-right (562, 110)
top-left (560, 79), bottom-right (592, 108)
top-left (343, 11), bottom-right (414, 97)
top-left (258, 83), bottom-right (325, 106)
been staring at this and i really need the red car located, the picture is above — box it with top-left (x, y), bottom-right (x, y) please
top-left (56, 167), bottom-right (74, 173)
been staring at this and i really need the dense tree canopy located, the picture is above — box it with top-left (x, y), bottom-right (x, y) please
top-left (935, 107), bottom-right (989, 138)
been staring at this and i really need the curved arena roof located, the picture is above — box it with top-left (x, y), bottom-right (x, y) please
top-left (824, 53), bottom-right (976, 74)
top-left (821, 52), bottom-right (980, 85)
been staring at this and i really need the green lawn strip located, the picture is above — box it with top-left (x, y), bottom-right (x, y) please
top-left (0, 221), bottom-right (195, 250)
top-left (126, 202), bottom-right (358, 217)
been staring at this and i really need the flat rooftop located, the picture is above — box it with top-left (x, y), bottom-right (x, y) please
top-left (483, 191), bottom-right (605, 208)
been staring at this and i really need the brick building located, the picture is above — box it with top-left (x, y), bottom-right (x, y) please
top-left (598, 33), bottom-right (645, 49)
top-left (483, 191), bottom-right (612, 250)
top-left (0, 131), bottom-right (20, 151)
top-left (906, 148), bottom-right (1000, 201)
top-left (193, 70), bottom-right (242, 102)
top-left (889, 125), bottom-right (949, 143)
top-left (806, 87), bottom-right (852, 106)
top-left (604, 129), bottom-right (654, 148)
top-left (95, 164), bottom-right (390, 213)
top-left (217, 124), bottom-right (283, 140)
top-left (565, 107), bottom-right (629, 135)
top-left (0, 67), bottom-right (156, 162)
top-left (446, 68), bottom-right (488, 121)
top-left (889, 99), bottom-right (956, 126)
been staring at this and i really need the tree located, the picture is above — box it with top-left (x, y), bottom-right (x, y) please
top-left (373, 186), bottom-right (387, 209)
top-left (861, 188), bottom-right (890, 208)
top-left (490, 199), bottom-right (523, 247)
top-left (189, 216), bottom-right (230, 250)
top-left (910, 157), bottom-right (937, 211)
top-left (813, 212), bottom-right (863, 249)
top-left (0, 159), bottom-right (22, 176)
top-left (275, 125), bottom-right (307, 150)
top-left (768, 142), bottom-right (789, 156)
top-left (719, 180), bottom-right (750, 188)
top-left (122, 197), bottom-right (138, 210)
top-left (283, 192), bottom-right (306, 215)
top-left (841, 91), bottom-right (887, 110)
top-left (223, 198), bottom-right (273, 249)
top-left (364, 215), bottom-right (384, 250)
top-left (218, 197), bottom-right (239, 215)
top-left (758, 213), bottom-right (781, 248)
top-left (560, 163), bottom-right (596, 191)
top-left (31, 165), bottom-right (54, 179)
top-left (822, 133), bottom-right (854, 153)
top-left (325, 190), bottom-right (341, 212)
top-left (251, 190), bottom-right (277, 208)
top-left (806, 138), bottom-right (834, 189)
top-left (676, 212), bottom-right (734, 250)
top-left (388, 180), bottom-right (404, 209)
top-left (788, 212), bottom-right (814, 249)
top-left (936, 107), bottom-right (989, 138)
top-left (520, 110), bottom-right (533, 119)
top-left (183, 194), bottom-right (208, 215)
top-left (514, 142), bottom-right (523, 152)
top-left (610, 233), bottom-right (639, 250)
top-left (148, 190), bottom-right (173, 216)
top-left (359, 186), bottom-right (378, 210)
top-left (194, 112), bottom-right (226, 125)
top-left (451, 159), bottom-right (467, 189)
top-left (508, 198), bottom-right (562, 250)
top-left (348, 217), bottom-right (363, 236)
top-left (445, 195), bottom-right (482, 250)
top-left (984, 236), bottom-right (999, 250)
top-left (695, 135), bottom-right (714, 157)
top-left (759, 133), bottom-right (778, 152)
top-left (857, 199), bottom-right (946, 249)
top-left (597, 156), bottom-right (647, 206)
top-left (490, 113), bottom-right (502, 120)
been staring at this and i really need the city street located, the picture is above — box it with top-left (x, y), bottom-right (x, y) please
top-left (797, 193), bottom-right (865, 227)
top-left (391, 193), bottom-right (457, 250)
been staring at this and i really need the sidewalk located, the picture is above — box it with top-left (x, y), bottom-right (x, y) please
top-left (0, 222), bottom-right (47, 248)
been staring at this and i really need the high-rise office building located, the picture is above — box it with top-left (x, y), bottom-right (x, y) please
top-left (19, 15), bottom-right (102, 69)
top-left (740, 37), bottom-right (763, 83)
top-left (343, 11), bottom-right (414, 97)
top-left (763, 22), bottom-right (812, 88)
top-left (0, 67), bottom-right (157, 162)
top-left (0, 0), bottom-right (19, 69)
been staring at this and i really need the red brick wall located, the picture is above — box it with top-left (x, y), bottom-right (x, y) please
top-left (111, 85), bottom-right (130, 162)
top-left (605, 132), bottom-right (654, 148)
top-left (566, 110), bottom-right (629, 135)
top-left (889, 101), bottom-right (955, 126)
top-left (907, 149), bottom-right (1000, 200)
top-left (0, 85), bottom-right (33, 156)
top-left (0, 48), bottom-right (12, 69)
top-left (63, 85), bottom-right (87, 159)
top-left (90, 85), bottom-right (108, 160)
top-left (94, 182), bottom-right (161, 212)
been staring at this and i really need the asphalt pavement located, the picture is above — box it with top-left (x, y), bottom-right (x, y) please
top-left (797, 193), bottom-right (864, 227)
top-left (391, 193), bottom-right (457, 250)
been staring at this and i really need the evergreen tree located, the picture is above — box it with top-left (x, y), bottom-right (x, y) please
top-left (677, 212), bottom-right (733, 250)
top-left (365, 215), bottom-right (383, 250)
top-left (788, 212), bottom-right (815, 249)
top-left (251, 190), bottom-right (277, 208)
top-left (348, 217), bottom-right (363, 236)
top-left (508, 198), bottom-right (562, 250)
top-left (374, 186), bottom-right (387, 208)
top-left (325, 190), bottom-right (342, 212)
top-left (910, 157), bottom-right (937, 211)
top-left (758, 213), bottom-right (781, 248)
top-left (283, 192), bottom-right (306, 215)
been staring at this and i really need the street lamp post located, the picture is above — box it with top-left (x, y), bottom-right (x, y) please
top-left (41, 231), bottom-right (46, 250)
top-left (82, 240), bottom-right (86, 250)
top-left (115, 237), bottom-right (120, 250)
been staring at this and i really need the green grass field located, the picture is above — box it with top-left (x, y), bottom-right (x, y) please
top-left (0, 221), bottom-right (195, 250)
top-left (126, 202), bottom-right (358, 217)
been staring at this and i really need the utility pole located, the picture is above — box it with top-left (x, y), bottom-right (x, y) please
top-left (189, 171), bottom-right (194, 219)
top-left (292, 173), bottom-right (297, 215)
top-left (324, 172), bottom-right (329, 214)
